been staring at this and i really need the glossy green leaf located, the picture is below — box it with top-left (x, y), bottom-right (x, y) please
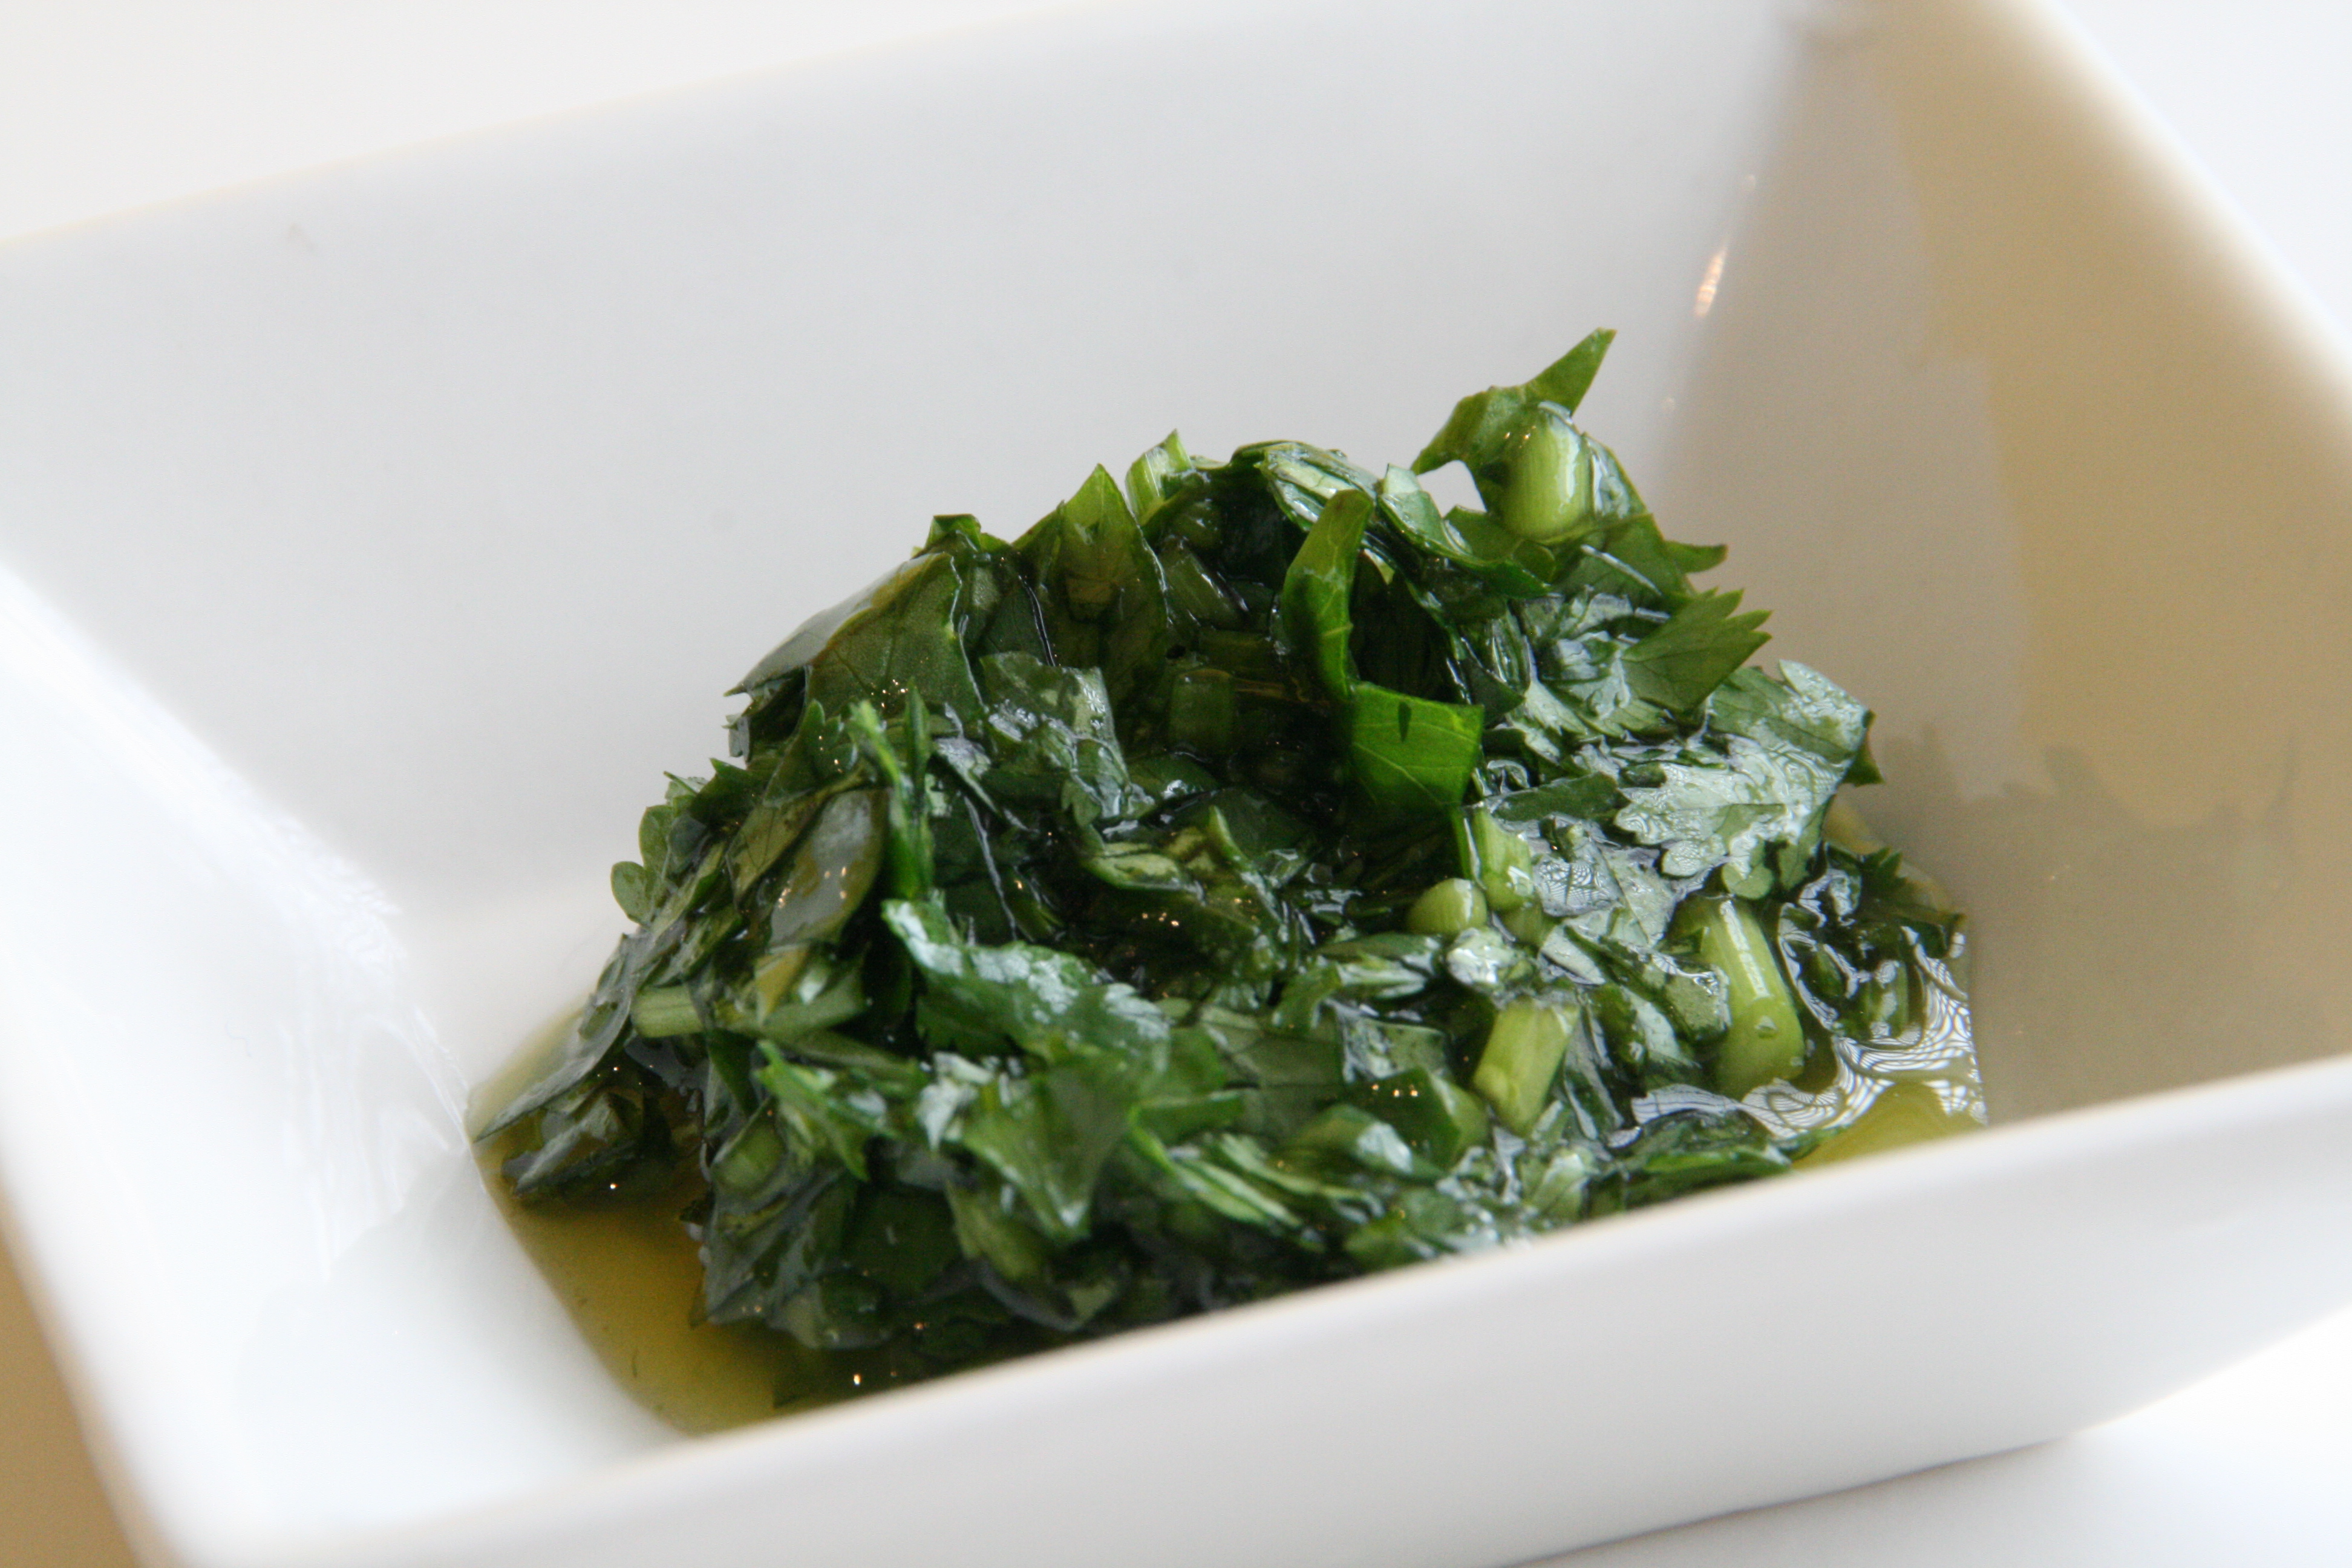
top-left (1278, 486), bottom-right (1372, 698)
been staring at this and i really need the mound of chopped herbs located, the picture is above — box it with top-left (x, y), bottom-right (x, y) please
top-left (485, 332), bottom-right (1975, 1399)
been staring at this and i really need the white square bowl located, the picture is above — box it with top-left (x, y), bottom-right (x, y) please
top-left (6, 1), bottom-right (2352, 1564)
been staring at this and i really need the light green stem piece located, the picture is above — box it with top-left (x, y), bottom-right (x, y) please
top-left (1406, 877), bottom-right (1488, 937)
top-left (1694, 896), bottom-right (1806, 1098)
top-left (1474, 998), bottom-right (1579, 1135)
top-left (1495, 407), bottom-right (1596, 543)
top-left (1462, 808), bottom-right (1535, 911)
top-left (1497, 903), bottom-right (1553, 946)
top-left (630, 985), bottom-right (702, 1038)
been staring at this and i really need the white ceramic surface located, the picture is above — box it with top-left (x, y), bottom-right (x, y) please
top-left (4, 1), bottom-right (2352, 1564)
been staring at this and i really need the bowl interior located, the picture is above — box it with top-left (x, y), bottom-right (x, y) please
top-left (2, 0), bottom-right (2350, 1561)
top-left (1651, 0), bottom-right (2352, 1120)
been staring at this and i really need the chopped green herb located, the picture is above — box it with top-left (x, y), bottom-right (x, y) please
top-left (485, 333), bottom-right (1982, 1405)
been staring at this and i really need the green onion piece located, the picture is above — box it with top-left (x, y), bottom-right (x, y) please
top-left (1474, 998), bottom-right (1579, 1135)
top-left (1462, 808), bottom-right (1536, 910)
top-left (1692, 895), bottom-right (1807, 1098)
top-left (1494, 407), bottom-right (1596, 543)
top-left (1498, 903), bottom-right (1552, 946)
top-left (1405, 877), bottom-right (1488, 936)
top-left (630, 985), bottom-right (702, 1038)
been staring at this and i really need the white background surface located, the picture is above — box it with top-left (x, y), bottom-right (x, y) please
top-left (4, 2), bottom-right (2350, 1564)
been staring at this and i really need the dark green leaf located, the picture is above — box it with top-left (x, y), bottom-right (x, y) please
top-left (1619, 591), bottom-right (1771, 714)
top-left (1346, 684), bottom-right (1483, 812)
